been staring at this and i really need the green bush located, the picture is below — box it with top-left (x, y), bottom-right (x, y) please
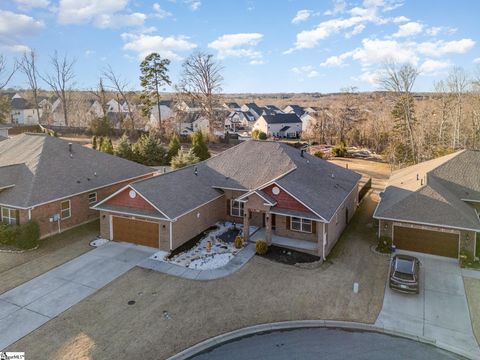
top-left (258, 131), bottom-right (267, 140)
top-left (331, 144), bottom-right (348, 157)
top-left (191, 130), bottom-right (210, 161)
top-left (314, 151), bottom-right (324, 159)
top-left (15, 221), bottom-right (40, 250)
top-left (252, 129), bottom-right (267, 140)
top-left (0, 223), bottom-right (18, 245)
top-left (255, 239), bottom-right (268, 255)
top-left (234, 235), bottom-right (243, 249)
top-left (376, 236), bottom-right (392, 254)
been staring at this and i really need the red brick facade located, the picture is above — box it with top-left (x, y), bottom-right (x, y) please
top-left (16, 174), bottom-right (153, 239)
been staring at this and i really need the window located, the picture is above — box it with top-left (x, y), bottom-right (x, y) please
top-left (88, 192), bottom-right (97, 205)
top-left (230, 200), bottom-right (244, 217)
top-left (60, 200), bottom-right (71, 219)
top-left (1, 207), bottom-right (18, 225)
top-left (290, 217), bottom-right (312, 233)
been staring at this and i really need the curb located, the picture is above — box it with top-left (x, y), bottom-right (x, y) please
top-left (167, 320), bottom-right (476, 360)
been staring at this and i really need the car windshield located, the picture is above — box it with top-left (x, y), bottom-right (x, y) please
top-left (394, 258), bottom-right (415, 280)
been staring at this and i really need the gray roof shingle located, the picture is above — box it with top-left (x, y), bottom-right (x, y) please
top-left (0, 134), bottom-right (154, 208)
top-left (261, 113), bottom-right (302, 125)
top-left (374, 150), bottom-right (480, 231)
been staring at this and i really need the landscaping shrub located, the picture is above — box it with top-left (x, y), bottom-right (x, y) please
top-left (15, 221), bottom-right (40, 250)
top-left (255, 239), bottom-right (268, 255)
top-left (313, 150), bottom-right (324, 159)
top-left (258, 131), bottom-right (267, 140)
top-left (234, 235), bottom-right (243, 249)
top-left (191, 130), bottom-right (210, 161)
top-left (376, 236), bottom-right (392, 254)
top-left (331, 144), bottom-right (348, 157)
top-left (0, 223), bottom-right (17, 245)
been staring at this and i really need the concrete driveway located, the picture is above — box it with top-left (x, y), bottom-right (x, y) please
top-left (0, 241), bottom-right (156, 350)
top-left (375, 250), bottom-right (480, 358)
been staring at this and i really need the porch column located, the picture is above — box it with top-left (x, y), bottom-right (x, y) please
top-left (243, 210), bottom-right (250, 242)
top-left (317, 221), bottom-right (323, 258)
top-left (265, 212), bottom-right (272, 245)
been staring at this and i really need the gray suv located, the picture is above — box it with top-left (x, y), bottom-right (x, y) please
top-left (389, 254), bottom-right (420, 294)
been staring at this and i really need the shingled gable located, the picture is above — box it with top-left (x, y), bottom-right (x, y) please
top-left (95, 140), bottom-right (361, 223)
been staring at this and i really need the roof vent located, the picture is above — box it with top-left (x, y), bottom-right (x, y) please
top-left (194, 166), bottom-right (198, 176)
top-left (68, 142), bottom-right (73, 153)
top-left (331, 173), bottom-right (335, 179)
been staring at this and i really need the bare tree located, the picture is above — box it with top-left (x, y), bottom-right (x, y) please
top-left (103, 65), bottom-right (136, 130)
top-left (337, 86), bottom-right (359, 144)
top-left (177, 52), bottom-right (223, 135)
top-left (0, 54), bottom-right (17, 90)
top-left (41, 51), bottom-right (75, 126)
top-left (379, 62), bottom-right (419, 163)
top-left (18, 50), bottom-right (41, 122)
top-left (88, 77), bottom-right (109, 116)
top-left (433, 80), bottom-right (454, 147)
top-left (447, 67), bottom-right (468, 149)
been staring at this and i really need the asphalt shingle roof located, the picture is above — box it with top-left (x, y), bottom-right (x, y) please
top-left (261, 113), bottom-right (302, 124)
top-left (0, 134), bottom-right (154, 208)
top-left (374, 150), bottom-right (480, 231)
top-left (123, 141), bottom-right (361, 222)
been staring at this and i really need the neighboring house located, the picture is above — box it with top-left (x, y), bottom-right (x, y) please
top-left (241, 103), bottom-right (264, 119)
top-left (373, 150), bottom-right (480, 260)
top-left (300, 112), bottom-right (317, 133)
top-left (50, 97), bottom-right (66, 126)
top-left (93, 141), bottom-right (361, 258)
top-left (88, 99), bottom-right (105, 118)
top-left (304, 106), bottom-right (321, 114)
top-left (223, 102), bottom-right (241, 111)
top-left (0, 134), bottom-right (155, 238)
top-left (177, 100), bottom-right (201, 113)
top-left (175, 111), bottom-right (207, 135)
top-left (224, 111), bottom-right (254, 132)
top-left (253, 113), bottom-right (302, 138)
top-left (10, 93), bottom-right (40, 125)
top-left (283, 105), bottom-right (306, 117)
top-left (148, 100), bottom-right (174, 129)
top-left (265, 105), bottom-right (283, 114)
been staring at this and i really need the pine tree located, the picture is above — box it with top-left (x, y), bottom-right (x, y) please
top-left (115, 134), bottom-right (133, 160)
top-left (101, 137), bottom-right (114, 155)
top-left (191, 130), bottom-right (210, 161)
top-left (133, 134), bottom-right (166, 165)
top-left (171, 148), bottom-right (200, 169)
top-left (167, 134), bottom-right (181, 163)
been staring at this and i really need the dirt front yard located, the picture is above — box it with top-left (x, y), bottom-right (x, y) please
top-left (0, 221), bottom-right (98, 294)
top-left (465, 277), bottom-right (480, 345)
top-left (8, 191), bottom-right (390, 360)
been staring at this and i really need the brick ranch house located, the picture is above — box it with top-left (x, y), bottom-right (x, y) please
top-left (374, 150), bottom-right (480, 260)
top-left (93, 141), bottom-right (361, 259)
top-left (0, 133), bottom-right (154, 238)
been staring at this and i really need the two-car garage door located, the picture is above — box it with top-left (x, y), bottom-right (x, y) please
top-left (393, 226), bottom-right (459, 258)
top-left (112, 216), bottom-right (159, 248)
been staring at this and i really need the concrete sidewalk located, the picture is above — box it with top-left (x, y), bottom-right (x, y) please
top-left (375, 250), bottom-right (480, 359)
top-left (0, 242), bottom-right (156, 350)
top-left (138, 243), bottom-right (256, 280)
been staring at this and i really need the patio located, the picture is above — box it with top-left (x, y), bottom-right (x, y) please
top-left (250, 228), bottom-right (319, 252)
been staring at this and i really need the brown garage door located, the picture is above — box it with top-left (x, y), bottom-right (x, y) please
top-left (393, 226), bottom-right (458, 258)
top-left (112, 216), bottom-right (159, 248)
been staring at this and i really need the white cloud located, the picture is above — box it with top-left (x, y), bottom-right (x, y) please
top-left (320, 52), bottom-right (353, 67)
top-left (250, 59), bottom-right (265, 65)
top-left (345, 24), bottom-right (365, 38)
top-left (393, 22), bottom-right (423, 38)
top-left (292, 10), bottom-right (312, 24)
top-left (324, 0), bottom-right (347, 16)
top-left (474, 58), bottom-right (480, 64)
top-left (153, 3), bottom-right (172, 19)
top-left (208, 33), bottom-right (263, 61)
top-left (393, 15), bottom-right (409, 23)
top-left (85, 49), bottom-right (95, 56)
top-left (0, 10), bottom-right (44, 37)
top-left (14, 0), bottom-right (50, 9)
top-left (419, 59), bottom-right (451, 74)
top-left (291, 65), bottom-right (319, 78)
top-left (185, 0), bottom-right (201, 11)
top-left (58, 0), bottom-right (145, 28)
top-left (426, 26), bottom-right (457, 37)
top-left (417, 39), bottom-right (475, 57)
top-left (352, 38), bottom-right (419, 66)
top-left (122, 33), bottom-right (197, 60)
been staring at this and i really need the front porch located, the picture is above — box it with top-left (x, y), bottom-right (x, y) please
top-left (250, 228), bottom-right (319, 254)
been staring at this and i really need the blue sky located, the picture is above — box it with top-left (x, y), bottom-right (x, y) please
top-left (1, 0), bottom-right (479, 93)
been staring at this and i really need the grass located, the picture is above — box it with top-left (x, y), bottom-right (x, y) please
top-left (464, 277), bottom-right (480, 346)
top-left (0, 221), bottom-right (98, 294)
top-left (8, 194), bottom-right (389, 359)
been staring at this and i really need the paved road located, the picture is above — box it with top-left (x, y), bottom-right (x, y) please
top-left (375, 250), bottom-right (480, 358)
top-left (190, 327), bottom-right (462, 360)
top-left (0, 242), bottom-right (156, 350)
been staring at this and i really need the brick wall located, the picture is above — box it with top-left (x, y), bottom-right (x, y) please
top-left (222, 189), bottom-right (247, 223)
top-left (274, 215), bottom-right (317, 242)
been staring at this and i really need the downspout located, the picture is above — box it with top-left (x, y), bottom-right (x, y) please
top-left (28, 208), bottom-right (32, 220)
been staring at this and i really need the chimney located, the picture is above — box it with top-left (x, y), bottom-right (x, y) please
top-left (68, 143), bottom-right (73, 153)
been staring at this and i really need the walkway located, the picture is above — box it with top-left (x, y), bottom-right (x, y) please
top-left (0, 242), bottom-right (156, 350)
top-left (138, 243), bottom-right (256, 280)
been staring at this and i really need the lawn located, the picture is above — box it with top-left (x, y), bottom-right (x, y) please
top-left (0, 221), bottom-right (99, 294)
top-left (464, 277), bottom-right (480, 346)
top-left (8, 193), bottom-right (390, 359)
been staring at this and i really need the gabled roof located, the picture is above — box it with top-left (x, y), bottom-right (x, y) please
top-left (11, 97), bottom-right (35, 110)
top-left (374, 150), bottom-right (480, 231)
top-left (224, 102), bottom-right (240, 109)
top-left (260, 113), bottom-right (302, 124)
top-left (0, 134), bottom-right (154, 208)
top-left (283, 105), bottom-right (305, 116)
top-left (104, 141), bottom-right (361, 222)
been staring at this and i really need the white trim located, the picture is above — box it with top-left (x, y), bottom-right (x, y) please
top-left (266, 182), bottom-right (327, 222)
top-left (92, 184), bottom-right (131, 208)
top-left (230, 200), bottom-right (245, 218)
top-left (95, 208), bottom-right (166, 221)
top-left (212, 186), bottom-right (247, 192)
top-left (172, 194), bottom-right (224, 221)
top-left (1, 206), bottom-right (18, 225)
top-left (0, 184), bottom-right (15, 191)
top-left (269, 210), bottom-right (320, 222)
top-left (374, 215), bottom-right (480, 233)
top-left (88, 192), bottom-right (97, 205)
top-left (236, 190), bottom-right (277, 206)
top-left (109, 215), bottom-right (113, 240)
top-left (60, 199), bottom-right (71, 220)
top-left (322, 222), bottom-right (327, 261)
top-left (290, 216), bottom-right (313, 233)
top-left (131, 187), bottom-right (171, 220)
top-left (461, 199), bottom-right (480, 203)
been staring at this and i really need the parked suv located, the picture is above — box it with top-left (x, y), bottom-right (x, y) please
top-left (389, 254), bottom-right (420, 294)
